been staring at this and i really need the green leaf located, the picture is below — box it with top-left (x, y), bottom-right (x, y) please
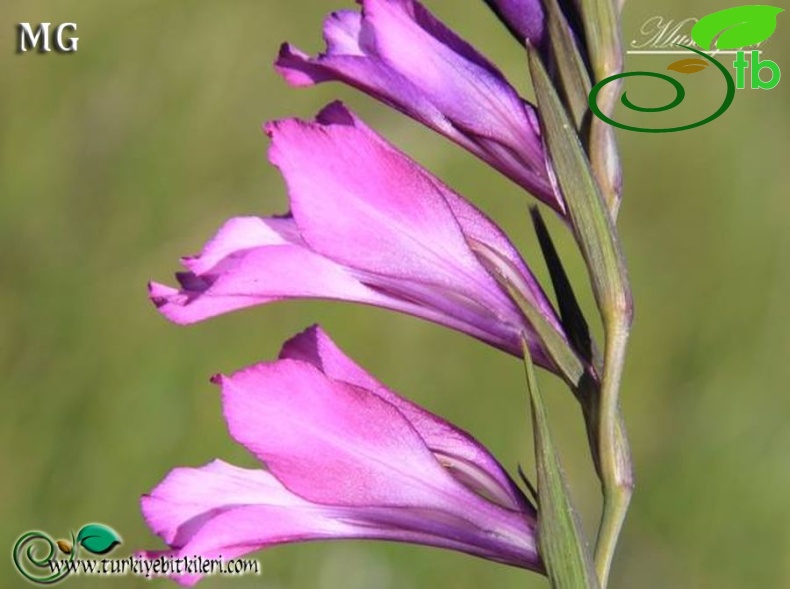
top-left (692, 6), bottom-right (783, 51)
top-left (522, 338), bottom-right (601, 589)
top-left (542, 0), bottom-right (592, 128)
top-left (76, 524), bottom-right (122, 555)
top-left (527, 47), bottom-right (632, 329)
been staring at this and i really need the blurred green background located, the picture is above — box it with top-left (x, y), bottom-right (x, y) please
top-left (2, 1), bottom-right (788, 587)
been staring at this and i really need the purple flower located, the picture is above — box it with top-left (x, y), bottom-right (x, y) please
top-left (141, 326), bottom-right (542, 585)
top-left (150, 103), bottom-right (568, 370)
top-left (276, 0), bottom-right (561, 212)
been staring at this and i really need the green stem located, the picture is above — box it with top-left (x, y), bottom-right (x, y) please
top-left (593, 319), bottom-right (633, 587)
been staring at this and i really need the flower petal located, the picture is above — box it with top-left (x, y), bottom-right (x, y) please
top-left (142, 459), bottom-right (541, 585)
top-left (152, 104), bottom-right (566, 367)
top-left (148, 214), bottom-right (423, 325)
top-left (362, 0), bottom-right (529, 135)
top-left (150, 238), bottom-right (394, 325)
top-left (149, 216), bottom-right (527, 355)
top-left (483, 0), bottom-right (546, 46)
top-left (179, 216), bottom-right (298, 276)
top-left (218, 358), bottom-right (460, 508)
top-left (279, 325), bottom-right (533, 512)
top-left (276, 0), bottom-right (558, 209)
top-left (267, 107), bottom-right (524, 331)
top-left (141, 460), bottom-right (309, 547)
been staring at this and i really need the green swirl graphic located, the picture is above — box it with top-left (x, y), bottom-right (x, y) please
top-left (588, 45), bottom-right (736, 133)
top-left (12, 531), bottom-right (74, 585)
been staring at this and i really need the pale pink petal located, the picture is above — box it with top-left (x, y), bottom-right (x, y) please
top-left (150, 244), bottom-right (390, 325)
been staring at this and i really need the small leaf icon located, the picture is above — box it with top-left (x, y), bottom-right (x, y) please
top-left (667, 58), bottom-right (710, 74)
top-left (75, 524), bottom-right (122, 555)
top-left (692, 5), bottom-right (784, 50)
top-left (56, 540), bottom-right (73, 554)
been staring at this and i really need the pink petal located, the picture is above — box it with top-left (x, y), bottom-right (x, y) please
top-left (141, 460), bottom-right (309, 547)
top-left (149, 217), bottom-right (521, 353)
top-left (150, 105), bottom-right (568, 368)
top-left (141, 459), bottom-right (541, 585)
top-left (150, 243), bottom-right (384, 325)
top-left (180, 216), bottom-right (298, 275)
top-left (279, 325), bottom-right (533, 512)
top-left (363, 0), bottom-right (533, 142)
top-left (317, 103), bottom-right (563, 338)
top-left (266, 108), bottom-right (521, 328)
top-left (275, 1), bottom-right (559, 209)
top-left (218, 359), bottom-right (461, 508)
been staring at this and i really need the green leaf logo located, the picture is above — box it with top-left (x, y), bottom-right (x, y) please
top-left (692, 5), bottom-right (783, 50)
top-left (75, 524), bottom-right (122, 555)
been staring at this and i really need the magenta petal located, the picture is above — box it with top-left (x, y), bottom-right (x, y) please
top-left (149, 214), bottom-right (427, 326)
top-left (219, 358), bottom-right (461, 507)
top-left (151, 105), bottom-right (570, 368)
top-left (267, 114), bottom-right (472, 284)
top-left (150, 227), bottom-right (545, 364)
top-left (279, 325), bottom-right (533, 512)
top-left (275, 0), bottom-right (559, 209)
top-left (141, 335), bottom-right (544, 583)
top-left (142, 459), bottom-right (540, 585)
top-left (267, 111), bottom-right (522, 327)
top-left (149, 243), bottom-right (388, 325)
top-left (363, 0), bottom-right (529, 139)
top-left (178, 216), bottom-right (298, 275)
top-left (148, 217), bottom-right (530, 356)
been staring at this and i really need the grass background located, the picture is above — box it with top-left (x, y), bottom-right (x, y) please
top-left (2, 1), bottom-right (788, 587)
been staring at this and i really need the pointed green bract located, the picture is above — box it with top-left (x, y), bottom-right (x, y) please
top-left (468, 238), bottom-right (585, 387)
top-left (522, 338), bottom-right (601, 589)
top-left (528, 47), bottom-right (632, 329)
top-left (542, 0), bottom-right (592, 128)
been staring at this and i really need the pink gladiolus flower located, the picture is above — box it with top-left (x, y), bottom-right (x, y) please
top-left (150, 103), bottom-right (572, 372)
top-left (276, 0), bottom-right (561, 212)
top-left (141, 326), bottom-right (542, 585)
